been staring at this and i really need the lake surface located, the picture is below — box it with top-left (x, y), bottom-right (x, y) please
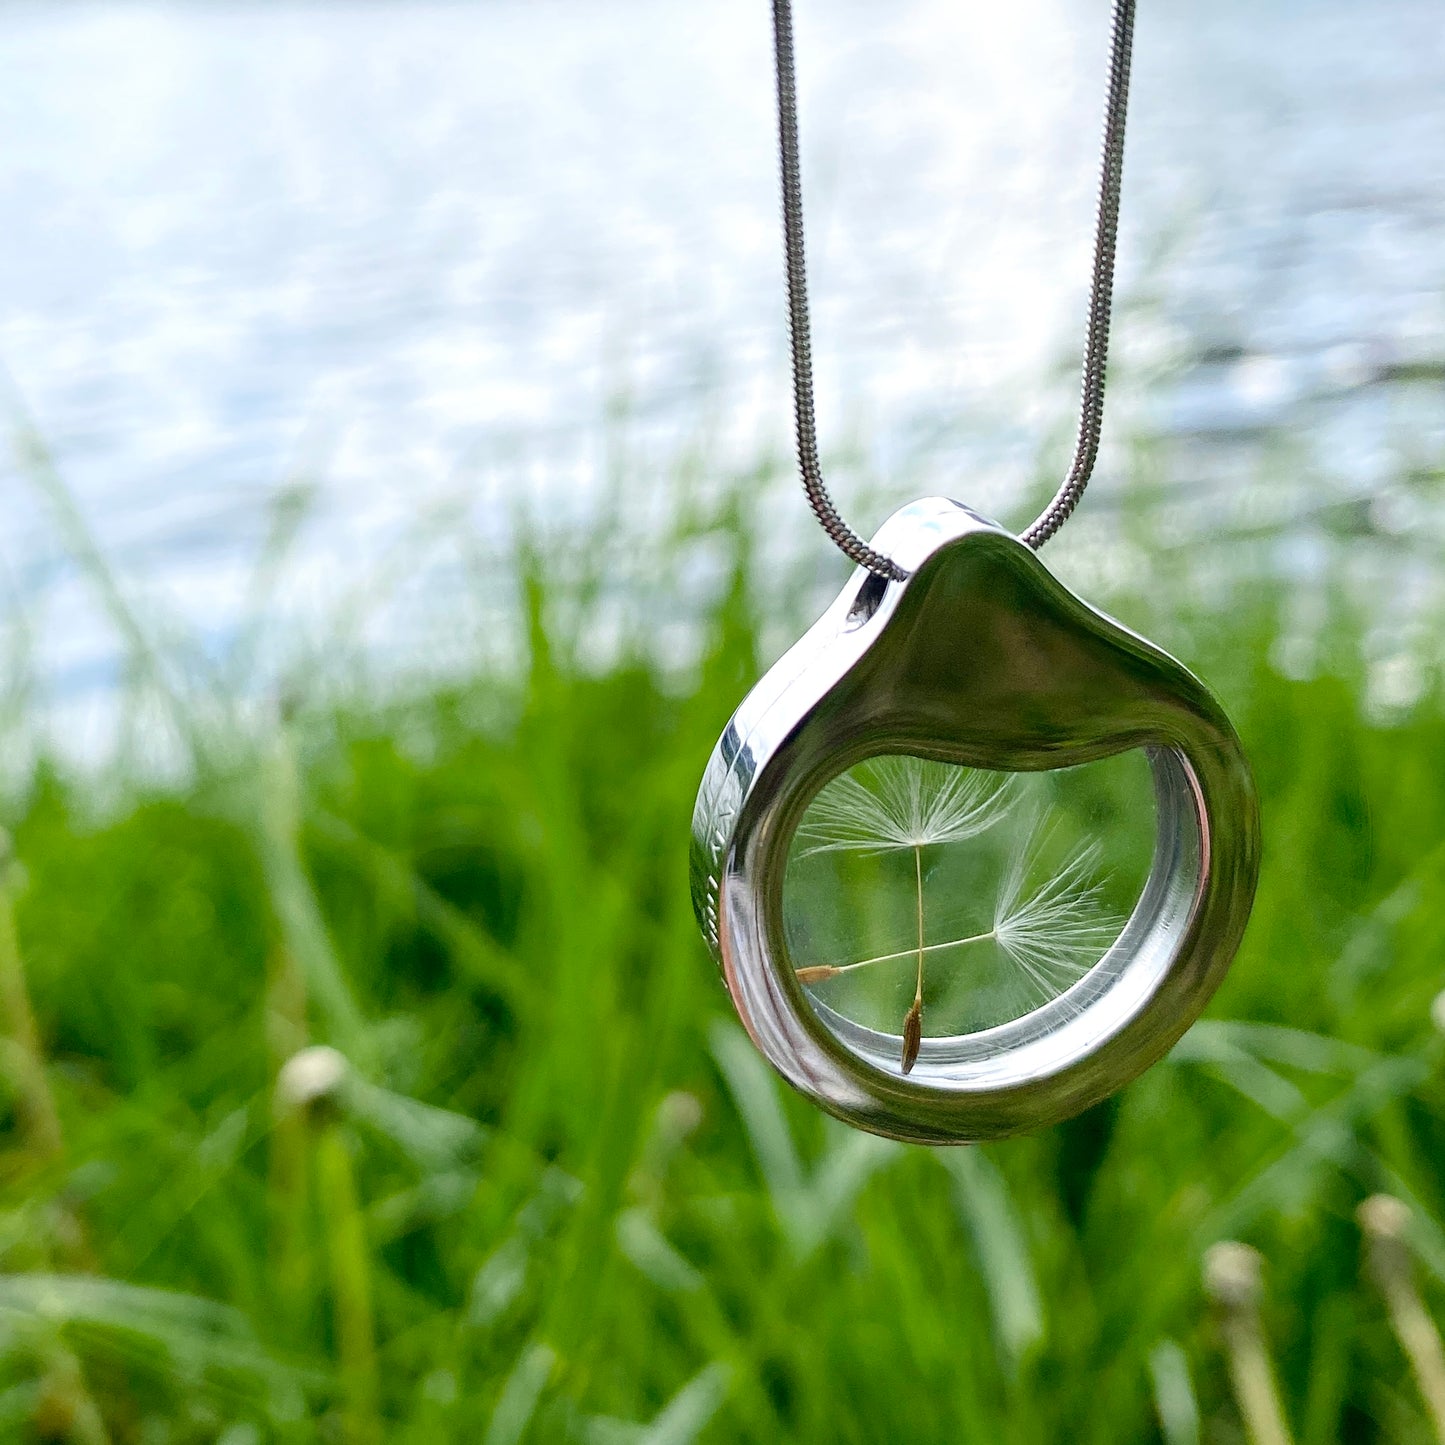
top-left (1, 0), bottom-right (1442, 749)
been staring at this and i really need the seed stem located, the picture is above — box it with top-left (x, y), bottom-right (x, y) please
top-left (913, 845), bottom-right (925, 1008)
top-left (900, 845), bottom-right (926, 1073)
top-left (1204, 1242), bottom-right (1294, 1445)
top-left (1359, 1195), bottom-right (1445, 1443)
top-left (316, 1123), bottom-right (380, 1445)
top-left (797, 931), bottom-right (997, 981)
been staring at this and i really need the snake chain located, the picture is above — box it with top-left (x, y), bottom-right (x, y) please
top-left (771, 0), bottom-right (1137, 578)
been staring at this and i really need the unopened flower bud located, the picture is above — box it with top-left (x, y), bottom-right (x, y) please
top-left (276, 1045), bottom-right (350, 1124)
top-left (1204, 1241), bottom-right (1263, 1313)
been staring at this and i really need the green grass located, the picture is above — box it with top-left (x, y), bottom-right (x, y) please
top-left (1, 434), bottom-right (1444, 1443)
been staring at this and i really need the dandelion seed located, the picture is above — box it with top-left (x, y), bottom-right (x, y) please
top-left (795, 965), bottom-right (841, 985)
top-left (797, 756), bottom-right (1014, 857)
top-left (991, 821), bottom-right (1121, 1006)
top-left (901, 997), bottom-right (923, 1074)
top-left (797, 818), bottom-right (1118, 999)
top-left (791, 757), bottom-right (1123, 1063)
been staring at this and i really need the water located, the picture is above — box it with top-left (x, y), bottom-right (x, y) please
top-left (0, 0), bottom-right (1442, 744)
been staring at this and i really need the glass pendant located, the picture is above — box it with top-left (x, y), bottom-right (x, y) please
top-left (690, 498), bottom-right (1260, 1144)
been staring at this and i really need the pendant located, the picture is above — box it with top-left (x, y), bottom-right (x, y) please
top-left (690, 498), bottom-right (1259, 1145)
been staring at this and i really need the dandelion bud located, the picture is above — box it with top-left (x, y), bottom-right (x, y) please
top-left (277, 1044), bottom-right (350, 1123)
top-left (1359, 1194), bottom-right (1411, 1244)
top-left (1204, 1240), bottom-right (1263, 1313)
top-left (1203, 1242), bottom-right (1293, 1445)
top-left (1358, 1193), bottom-right (1445, 1439)
top-left (1359, 1194), bottom-right (1414, 1294)
top-left (656, 1090), bottom-right (703, 1145)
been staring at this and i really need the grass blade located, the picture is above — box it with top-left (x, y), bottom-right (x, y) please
top-left (939, 1147), bottom-right (1044, 1371)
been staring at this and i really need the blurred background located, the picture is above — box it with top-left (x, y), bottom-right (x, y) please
top-left (0, 0), bottom-right (1442, 1439)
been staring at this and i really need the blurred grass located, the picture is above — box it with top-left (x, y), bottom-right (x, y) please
top-left (1, 420), bottom-right (1444, 1442)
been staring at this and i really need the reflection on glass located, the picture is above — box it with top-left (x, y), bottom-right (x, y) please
top-left (783, 752), bottom-right (1155, 1072)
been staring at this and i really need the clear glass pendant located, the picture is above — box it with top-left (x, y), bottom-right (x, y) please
top-left (690, 499), bottom-right (1260, 1144)
top-left (785, 752), bottom-right (1154, 1070)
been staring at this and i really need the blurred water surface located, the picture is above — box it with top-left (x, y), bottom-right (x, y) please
top-left (0, 0), bottom-right (1442, 743)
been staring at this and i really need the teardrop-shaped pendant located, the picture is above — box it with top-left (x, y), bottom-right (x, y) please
top-left (690, 499), bottom-right (1260, 1144)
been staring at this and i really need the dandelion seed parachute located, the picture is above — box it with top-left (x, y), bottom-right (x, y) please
top-left (796, 758), bottom-right (1016, 856)
top-left (991, 822), bottom-right (1123, 1010)
top-left (788, 765), bottom-right (1126, 1047)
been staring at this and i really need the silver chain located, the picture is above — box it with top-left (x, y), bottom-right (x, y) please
top-left (772, 0), bottom-right (1137, 578)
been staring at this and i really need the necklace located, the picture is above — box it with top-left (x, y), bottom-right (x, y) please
top-left (690, 0), bottom-right (1260, 1144)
